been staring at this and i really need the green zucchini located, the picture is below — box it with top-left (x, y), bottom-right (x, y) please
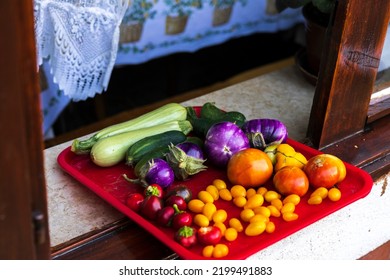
top-left (200, 102), bottom-right (226, 120)
top-left (201, 102), bottom-right (246, 125)
top-left (219, 111), bottom-right (246, 127)
top-left (71, 103), bottom-right (187, 154)
top-left (90, 120), bottom-right (192, 167)
top-left (186, 107), bottom-right (216, 137)
top-left (186, 104), bottom-right (247, 138)
top-left (126, 130), bottom-right (187, 166)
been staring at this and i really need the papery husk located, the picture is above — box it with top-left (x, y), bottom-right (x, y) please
top-left (166, 144), bottom-right (207, 181)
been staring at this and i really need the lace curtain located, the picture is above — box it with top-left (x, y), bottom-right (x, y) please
top-left (34, 0), bottom-right (129, 101)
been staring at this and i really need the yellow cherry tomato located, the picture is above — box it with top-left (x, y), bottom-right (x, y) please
top-left (253, 206), bottom-right (271, 218)
top-left (257, 187), bottom-right (268, 196)
top-left (229, 218), bottom-right (244, 232)
top-left (230, 185), bottom-right (247, 198)
top-left (282, 212), bottom-right (299, 222)
top-left (249, 214), bottom-right (269, 224)
top-left (206, 185), bottom-right (219, 200)
top-left (233, 196), bottom-right (247, 207)
top-left (212, 244), bottom-right (229, 258)
top-left (283, 194), bottom-right (301, 205)
top-left (219, 188), bottom-right (232, 201)
top-left (212, 209), bottom-right (228, 223)
top-left (224, 227), bottom-right (238, 242)
top-left (202, 245), bottom-right (214, 258)
top-left (328, 187), bottom-right (342, 201)
top-left (245, 221), bottom-right (266, 236)
top-left (264, 190), bottom-right (280, 202)
top-left (244, 194), bottom-right (264, 209)
top-left (270, 198), bottom-right (283, 210)
top-left (281, 202), bottom-right (295, 214)
top-left (265, 221), bottom-right (276, 233)
top-left (310, 187), bottom-right (328, 199)
top-left (194, 214), bottom-right (209, 227)
top-left (308, 195), bottom-right (323, 205)
top-left (198, 190), bottom-right (214, 204)
top-left (240, 208), bottom-right (255, 222)
top-left (245, 188), bottom-right (257, 198)
top-left (187, 199), bottom-right (204, 213)
top-left (202, 202), bottom-right (217, 221)
top-left (212, 179), bottom-right (227, 190)
top-left (267, 205), bottom-right (281, 217)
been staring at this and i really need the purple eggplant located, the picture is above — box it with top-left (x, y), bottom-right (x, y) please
top-left (165, 142), bottom-right (207, 181)
top-left (176, 142), bottom-right (204, 159)
top-left (124, 158), bottom-right (174, 189)
top-left (204, 121), bottom-right (250, 167)
top-left (144, 158), bottom-right (174, 188)
top-left (241, 119), bottom-right (288, 150)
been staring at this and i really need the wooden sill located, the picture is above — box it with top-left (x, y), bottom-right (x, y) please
top-left (359, 240), bottom-right (390, 260)
top-left (367, 68), bottom-right (390, 123)
top-left (320, 114), bottom-right (390, 180)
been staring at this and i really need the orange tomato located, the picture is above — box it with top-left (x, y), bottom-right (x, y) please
top-left (273, 166), bottom-right (309, 197)
top-left (227, 148), bottom-right (273, 188)
top-left (303, 154), bottom-right (347, 189)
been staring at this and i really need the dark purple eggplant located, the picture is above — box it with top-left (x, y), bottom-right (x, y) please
top-left (241, 118), bottom-right (288, 150)
top-left (144, 158), bottom-right (174, 188)
top-left (124, 158), bottom-right (174, 189)
top-left (204, 121), bottom-right (250, 167)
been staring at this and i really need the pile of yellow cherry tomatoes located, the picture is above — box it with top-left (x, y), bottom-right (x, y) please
top-left (185, 143), bottom-right (346, 258)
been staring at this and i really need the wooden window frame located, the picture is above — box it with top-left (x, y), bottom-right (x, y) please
top-left (307, 0), bottom-right (390, 179)
top-left (0, 0), bottom-right (389, 259)
top-left (0, 0), bottom-right (50, 259)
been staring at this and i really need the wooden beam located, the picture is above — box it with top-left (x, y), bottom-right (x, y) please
top-left (307, 0), bottom-right (390, 148)
top-left (0, 0), bottom-right (50, 259)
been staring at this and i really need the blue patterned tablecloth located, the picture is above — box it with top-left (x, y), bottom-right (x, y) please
top-left (40, 1), bottom-right (307, 138)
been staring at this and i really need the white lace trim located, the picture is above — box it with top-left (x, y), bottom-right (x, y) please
top-left (34, 0), bottom-right (129, 101)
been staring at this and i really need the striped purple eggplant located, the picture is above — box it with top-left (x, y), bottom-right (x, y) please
top-left (241, 119), bottom-right (288, 150)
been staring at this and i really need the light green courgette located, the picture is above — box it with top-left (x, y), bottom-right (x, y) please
top-left (90, 120), bottom-right (192, 167)
top-left (71, 103), bottom-right (187, 154)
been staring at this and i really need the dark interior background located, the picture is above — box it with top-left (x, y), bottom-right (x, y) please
top-left (52, 26), bottom-right (303, 136)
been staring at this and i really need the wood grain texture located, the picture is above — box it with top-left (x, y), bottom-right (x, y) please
top-left (307, 0), bottom-right (390, 148)
top-left (0, 0), bottom-right (50, 259)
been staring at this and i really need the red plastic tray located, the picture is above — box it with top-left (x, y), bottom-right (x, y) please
top-left (57, 137), bottom-right (373, 259)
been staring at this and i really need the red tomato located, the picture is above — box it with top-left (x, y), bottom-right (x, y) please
top-left (227, 148), bottom-right (273, 188)
top-left (303, 154), bottom-right (347, 189)
top-left (273, 166), bottom-right (309, 197)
